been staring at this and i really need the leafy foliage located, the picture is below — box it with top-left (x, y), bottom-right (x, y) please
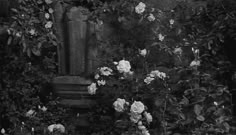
top-left (0, 0), bottom-right (235, 135)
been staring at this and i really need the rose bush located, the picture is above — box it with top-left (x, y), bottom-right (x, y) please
top-left (1, 0), bottom-right (235, 134)
top-left (86, 0), bottom-right (235, 134)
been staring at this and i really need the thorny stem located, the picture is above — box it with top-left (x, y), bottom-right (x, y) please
top-left (163, 97), bottom-right (167, 135)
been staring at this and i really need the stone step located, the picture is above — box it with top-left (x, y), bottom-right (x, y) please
top-left (55, 90), bottom-right (94, 99)
top-left (59, 99), bottom-right (97, 108)
top-left (53, 76), bottom-right (92, 85)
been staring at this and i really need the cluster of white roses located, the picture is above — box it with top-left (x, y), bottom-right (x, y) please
top-left (88, 66), bottom-right (113, 95)
top-left (88, 60), bottom-right (133, 95)
top-left (113, 99), bottom-right (152, 135)
top-left (47, 123), bottom-right (65, 133)
top-left (44, 0), bottom-right (54, 29)
top-left (144, 70), bottom-right (167, 84)
top-left (135, 2), bottom-right (156, 22)
top-left (25, 106), bottom-right (48, 117)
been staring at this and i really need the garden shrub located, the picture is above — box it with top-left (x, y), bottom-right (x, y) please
top-left (0, 0), bottom-right (235, 135)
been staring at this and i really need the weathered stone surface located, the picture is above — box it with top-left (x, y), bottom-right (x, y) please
top-left (59, 99), bottom-right (96, 108)
top-left (66, 7), bottom-right (89, 75)
top-left (53, 76), bottom-right (92, 84)
top-left (52, 76), bottom-right (96, 107)
top-left (53, 1), bottom-right (67, 74)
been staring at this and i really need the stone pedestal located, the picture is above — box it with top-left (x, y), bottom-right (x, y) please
top-left (52, 76), bottom-right (96, 127)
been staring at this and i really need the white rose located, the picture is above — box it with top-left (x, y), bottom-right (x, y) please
top-left (113, 98), bottom-right (127, 112)
top-left (88, 83), bottom-right (97, 95)
top-left (100, 67), bottom-right (113, 76)
top-left (45, 13), bottom-right (50, 19)
top-left (144, 76), bottom-right (155, 84)
top-left (48, 124), bottom-right (56, 132)
top-left (97, 80), bottom-right (106, 86)
top-left (55, 124), bottom-right (65, 133)
top-left (48, 8), bottom-right (54, 14)
top-left (173, 47), bottom-right (182, 55)
top-left (1, 128), bottom-right (5, 134)
top-left (130, 113), bottom-right (142, 123)
top-left (190, 60), bottom-right (200, 67)
top-left (130, 101), bottom-right (145, 114)
top-left (144, 112), bottom-right (153, 123)
top-left (45, 0), bottom-right (53, 4)
top-left (117, 60), bottom-right (131, 73)
top-left (150, 70), bottom-right (166, 80)
top-left (29, 29), bottom-right (36, 35)
top-left (94, 74), bottom-right (100, 79)
top-left (169, 19), bottom-right (175, 25)
top-left (41, 106), bottom-right (47, 112)
top-left (138, 121), bottom-right (143, 126)
top-left (158, 33), bottom-right (165, 41)
top-left (139, 49), bottom-right (147, 57)
top-left (45, 21), bottom-right (53, 29)
top-left (135, 2), bottom-right (146, 14)
top-left (16, 32), bottom-right (21, 37)
top-left (147, 14), bottom-right (155, 22)
top-left (138, 125), bottom-right (146, 130)
top-left (142, 130), bottom-right (150, 135)
top-left (26, 109), bottom-right (36, 117)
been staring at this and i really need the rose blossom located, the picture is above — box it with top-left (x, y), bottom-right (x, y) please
top-left (29, 29), bottom-right (36, 35)
top-left (45, 13), bottom-right (50, 19)
top-left (138, 125), bottom-right (146, 130)
top-left (173, 47), bottom-right (183, 55)
top-left (144, 112), bottom-right (153, 123)
top-left (113, 98), bottom-right (128, 112)
top-left (48, 8), bottom-right (54, 14)
top-left (130, 101), bottom-right (145, 114)
top-left (130, 113), bottom-right (142, 123)
top-left (190, 60), bottom-right (200, 67)
top-left (94, 74), bottom-right (100, 79)
top-left (139, 49), bottom-right (147, 57)
top-left (144, 76), bottom-right (155, 84)
top-left (147, 14), bottom-right (155, 22)
top-left (97, 80), bottom-right (106, 86)
top-left (26, 109), bottom-right (36, 117)
top-left (41, 106), bottom-right (47, 112)
top-left (117, 60), bottom-right (131, 73)
top-left (150, 70), bottom-right (167, 80)
top-left (135, 2), bottom-right (146, 14)
top-left (99, 67), bottom-right (113, 76)
top-left (169, 19), bottom-right (175, 25)
top-left (45, 21), bottom-right (53, 29)
top-left (158, 33), bottom-right (165, 41)
top-left (55, 124), bottom-right (65, 133)
top-left (47, 124), bottom-right (65, 133)
top-left (1, 128), bottom-right (5, 134)
top-left (48, 124), bottom-right (56, 132)
top-left (45, 0), bottom-right (53, 4)
top-left (88, 83), bottom-right (97, 95)
top-left (142, 129), bottom-right (150, 135)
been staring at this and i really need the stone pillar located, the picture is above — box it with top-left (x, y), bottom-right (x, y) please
top-left (66, 6), bottom-right (89, 75)
top-left (53, 1), bottom-right (67, 74)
